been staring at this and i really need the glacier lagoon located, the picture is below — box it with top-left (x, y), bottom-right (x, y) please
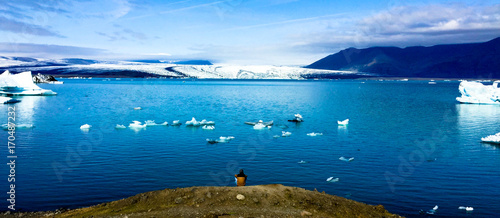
top-left (1, 79), bottom-right (500, 217)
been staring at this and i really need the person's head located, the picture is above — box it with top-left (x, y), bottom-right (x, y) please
top-left (239, 169), bottom-right (244, 174)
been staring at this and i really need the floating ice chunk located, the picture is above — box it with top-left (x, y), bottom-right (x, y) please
top-left (129, 121), bottom-right (146, 128)
top-left (326, 177), bottom-right (339, 182)
top-left (186, 117), bottom-right (201, 126)
top-left (115, 124), bottom-right (126, 129)
top-left (307, 132), bottom-right (323, 136)
top-left (80, 124), bottom-right (91, 129)
top-left (338, 119), bottom-right (349, 125)
top-left (424, 205), bottom-right (439, 215)
top-left (134, 107), bottom-right (142, 110)
top-left (481, 132), bottom-right (500, 144)
top-left (456, 80), bottom-right (500, 104)
top-left (1, 124), bottom-right (34, 130)
top-left (207, 136), bottom-right (235, 144)
top-left (202, 125), bottom-right (215, 130)
top-left (200, 119), bottom-right (215, 125)
top-left (171, 120), bottom-right (182, 126)
top-left (458, 206), bottom-right (474, 211)
top-left (273, 135), bottom-right (281, 138)
top-left (0, 96), bottom-right (20, 104)
top-left (339, 157), bottom-right (355, 162)
top-left (298, 160), bottom-right (307, 164)
top-left (144, 120), bottom-right (168, 126)
top-left (253, 123), bottom-right (266, 130)
top-left (288, 114), bottom-right (304, 122)
top-left (429, 82), bottom-right (436, 84)
top-left (282, 131), bottom-right (292, 137)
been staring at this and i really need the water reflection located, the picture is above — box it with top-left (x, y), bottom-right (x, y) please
top-left (11, 96), bottom-right (45, 125)
top-left (456, 104), bottom-right (500, 137)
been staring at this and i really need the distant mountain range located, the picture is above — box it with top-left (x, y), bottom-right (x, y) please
top-left (306, 37), bottom-right (500, 79)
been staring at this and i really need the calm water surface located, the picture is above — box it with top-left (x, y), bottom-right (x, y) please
top-left (1, 79), bottom-right (499, 217)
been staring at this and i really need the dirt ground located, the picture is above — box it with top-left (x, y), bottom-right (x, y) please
top-left (0, 184), bottom-right (402, 218)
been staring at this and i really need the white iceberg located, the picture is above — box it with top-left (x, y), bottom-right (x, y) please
top-left (338, 119), bottom-right (349, 125)
top-left (298, 160), bottom-right (307, 164)
top-left (273, 135), bottom-right (281, 138)
top-left (307, 132), bottom-right (323, 136)
top-left (326, 177), bottom-right (339, 182)
top-left (481, 132), bottom-right (500, 144)
top-left (288, 114), bottom-right (304, 122)
top-left (80, 124), bottom-right (91, 129)
top-left (202, 125), bottom-right (215, 130)
top-left (424, 205), bottom-right (439, 215)
top-left (282, 131), bottom-right (292, 137)
top-left (339, 157), bottom-right (355, 162)
top-left (206, 136), bottom-right (235, 144)
top-left (134, 107), bottom-right (142, 110)
top-left (199, 119), bottom-right (215, 125)
top-left (245, 120), bottom-right (273, 126)
top-left (144, 120), bottom-right (168, 126)
top-left (115, 124), bottom-right (126, 129)
top-left (185, 117), bottom-right (201, 126)
top-left (128, 121), bottom-right (146, 128)
top-left (171, 120), bottom-right (182, 126)
top-left (253, 123), bottom-right (266, 130)
top-left (0, 96), bottom-right (20, 104)
top-left (0, 71), bottom-right (57, 95)
top-left (456, 80), bottom-right (500, 104)
top-left (458, 206), bottom-right (474, 211)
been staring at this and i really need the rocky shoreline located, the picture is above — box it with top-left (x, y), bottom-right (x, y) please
top-left (0, 184), bottom-right (402, 218)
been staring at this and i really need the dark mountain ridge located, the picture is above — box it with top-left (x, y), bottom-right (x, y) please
top-left (305, 37), bottom-right (500, 79)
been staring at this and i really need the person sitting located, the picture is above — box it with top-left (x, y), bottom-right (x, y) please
top-left (235, 169), bottom-right (247, 186)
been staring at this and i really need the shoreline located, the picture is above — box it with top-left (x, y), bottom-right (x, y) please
top-left (0, 184), bottom-right (402, 217)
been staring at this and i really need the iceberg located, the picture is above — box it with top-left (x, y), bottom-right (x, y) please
top-left (171, 120), bottom-right (182, 126)
top-left (288, 114), bottom-right (304, 122)
top-left (134, 107), bottom-right (142, 110)
top-left (326, 177), bottom-right (339, 182)
top-left (199, 119), bottom-right (215, 125)
top-left (128, 121), bottom-right (146, 128)
top-left (80, 124), bottom-right (91, 130)
top-left (206, 136), bottom-right (235, 144)
top-left (338, 119), bottom-right (349, 125)
top-left (282, 131), bottom-right (292, 137)
top-left (481, 132), bottom-right (500, 144)
top-left (145, 120), bottom-right (168, 126)
top-left (202, 125), bottom-right (215, 130)
top-left (307, 132), bottom-right (323, 136)
top-left (339, 157), bottom-right (355, 162)
top-left (0, 96), bottom-right (21, 104)
top-left (253, 123), bottom-right (266, 130)
top-left (0, 71), bottom-right (57, 96)
top-left (115, 124), bottom-right (126, 129)
top-left (458, 206), bottom-right (474, 211)
top-left (245, 120), bottom-right (273, 126)
top-left (186, 117), bottom-right (201, 126)
top-left (298, 160), bottom-right (307, 164)
top-left (456, 80), bottom-right (500, 104)
top-left (421, 205), bottom-right (439, 215)
top-left (273, 135), bottom-right (281, 138)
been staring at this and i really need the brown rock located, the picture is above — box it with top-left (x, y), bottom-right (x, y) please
top-left (301, 210), bottom-right (312, 216)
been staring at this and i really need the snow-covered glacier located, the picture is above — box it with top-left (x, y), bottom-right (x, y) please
top-left (0, 57), bottom-right (371, 79)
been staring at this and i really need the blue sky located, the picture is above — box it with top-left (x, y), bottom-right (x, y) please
top-left (0, 0), bottom-right (499, 65)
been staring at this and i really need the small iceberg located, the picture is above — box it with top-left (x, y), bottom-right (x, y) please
top-left (458, 206), bottom-right (474, 211)
top-left (288, 114), bottom-right (304, 122)
top-left (253, 123), bottom-right (267, 130)
top-left (128, 121), bottom-right (146, 129)
top-left (186, 117), bottom-right (201, 126)
top-left (481, 132), bottom-right (500, 144)
top-left (326, 177), bottom-right (339, 183)
top-left (171, 120), bottom-right (182, 126)
top-left (282, 131), bottom-right (292, 137)
top-left (206, 136), bottom-right (235, 144)
top-left (0, 96), bottom-right (20, 104)
top-left (80, 124), bottom-right (92, 130)
top-left (202, 125), bottom-right (215, 130)
top-left (421, 205), bottom-right (438, 215)
top-left (298, 160), bottom-right (307, 164)
top-left (145, 120), bottom-right (168, 126)
top-left (115, 124), bottom-right (126, 129)
top-left (338, 119), bottom-right (349, 125)
top-left (1, 124), bottom-right (34, 130)
top-left (245, 120), bottom-right (273, 126)
top-left (133, 107), bottom-right (142, 110)
top-left (456, 80), bottom-right (500, 104)
top-left (339, 157), bottom-right (355, 162)
top-left (273, 135), bottom-right (281, 138)
top-left (307, 132), bottom-right (323, 136)
top-left (199, 119), bottom-right (215, 125)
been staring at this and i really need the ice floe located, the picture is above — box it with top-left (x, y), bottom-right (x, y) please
top-left (1, 124), bottom-right (34, 130)
top-left (115, 124), bottom-right (126, 129)
top-left (307, 132), bottom-right (323, 136)
top-left (338, 119), bottom-right (349, 125)
top-left (128, 121), bottom-right (147, 128)
top-left (245, 120), bottom-right (273, 126)
top-left (134, 107), bottom-right (142, 110)
top-left (273, 135), bottom-right (281, 138)
top-left (288, 114), bottom-right (304, 122)
top-left (80, 124), bottom-right (91, 129)
top-left (458, 206), bottom-right (474, 211)
top-left (421, 205), bottom-right (439, 215)
top-left (200, 119), bottom-right (215, 125)
top-left (281, 131), bottom-right (292, 137)
top-left (339, 157), bottom-right (355, 162)
top-left (171, 120), bottom-right (182, 126)
top-left (207, 136), bottom-right (235, 144)
top-left (481, 132), bottom-right (500, 144)
top-left (145, 120), bottom-right (168, 126)
top-left (456, 80), bottom-right (500, 104)
top-left (253, 123), bottom-right (267, 130)
top-left (0, 96), bottom-right (20, 104)
top-left (326, 177), bottom-right (339, 182)
top-left (202, 125), bottom-right (215, 130)
top-left (298, 160), bottom-right (308, 164)
top-left (0, 70), bottom-right (57, 96)
top-left (186, 117), bottom-right (201, 126)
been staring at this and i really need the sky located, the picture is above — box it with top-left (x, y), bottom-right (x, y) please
top-left (0, 0), bottom-right (500, 65)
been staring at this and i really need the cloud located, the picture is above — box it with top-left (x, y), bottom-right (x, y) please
top-left (0, 16), bottom-right (64, 37)
top-left (0, 43), bottom-right (106, 57)
top-left (96, 25), bottom-right (148, 41)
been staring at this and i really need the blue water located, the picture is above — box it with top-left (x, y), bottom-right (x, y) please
top-left (1, 79), bottom-right (499, 217)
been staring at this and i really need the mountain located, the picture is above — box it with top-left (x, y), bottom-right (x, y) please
top-left (305, 37), bottom-right (500, 79)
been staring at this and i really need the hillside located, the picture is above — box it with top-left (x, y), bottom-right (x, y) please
top-left (1, 184), bottom-right (401, 218)
top-left (306, 37), bottom-right (500, 79)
